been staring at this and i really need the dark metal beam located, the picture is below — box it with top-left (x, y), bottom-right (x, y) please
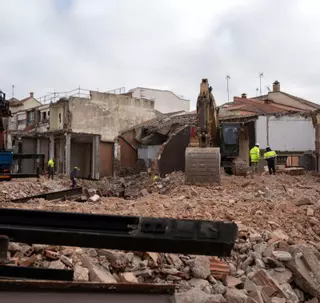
top-left (0, 208), bottom-right (237, 256)
top-left (13, 154), bottom-right (45, 160)
top-left (10, 187), bottom-right (83, 203)
top-left (0, 266), bottom-right (73, 281)
top-left (0, 280), bottom-right (175, 295)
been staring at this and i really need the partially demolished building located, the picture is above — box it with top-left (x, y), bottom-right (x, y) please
top-left (8, 91), bottom-right (156, 178)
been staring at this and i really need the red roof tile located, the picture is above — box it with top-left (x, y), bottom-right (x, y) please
top-left (228, 97), bottom-right (301, 115)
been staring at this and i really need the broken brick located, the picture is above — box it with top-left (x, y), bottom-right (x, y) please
top-left (44, 250), bottom-right (59, 260)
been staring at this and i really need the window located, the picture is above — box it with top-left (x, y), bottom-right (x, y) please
top-left (59, 113), bottom-right (62, 123)
top-left (223, 127), bottom-right (238, 145)
top-left (29, 111), bottom-right (34, 122)
top-left (48, 111), bottom-right (50, 117)
top-left (18, 119), bottom-right (26, 125)
top-left (42, 112), bottom-right (47, 120)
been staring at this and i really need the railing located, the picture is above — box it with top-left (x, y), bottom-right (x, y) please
top-left (37, 87), bottom-right (126, 104)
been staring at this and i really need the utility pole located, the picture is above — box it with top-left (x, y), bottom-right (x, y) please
top-left (226, 75), bottom-right (231, 102)
top-left (259, 72), bottom-right (264, 95)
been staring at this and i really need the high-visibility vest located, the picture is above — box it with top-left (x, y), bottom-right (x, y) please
top-left (48, 159), bottom-right (54, 168)
top-left (249, 146), bottom-right (260, 163)
top-left (264, 150), bottom-right (277, 160)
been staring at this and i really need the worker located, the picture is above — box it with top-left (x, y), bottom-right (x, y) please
top-left (249, 143), bottom-right (260, 175)
top-left (264, 146), bottom-right (277, 175)
top-left (47, 158), bottom-right (55, 180)
top-left (70, 166), bottom-right (80, 188)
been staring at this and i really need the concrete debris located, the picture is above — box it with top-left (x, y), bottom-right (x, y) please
top-left (89, 194), bottom-right (100, 202)
top-left (191, 256), bottom-right (211, 279)
top-left (4, 173), bottom-right (320, 301)
top-left (73, 265), bottom-right (89, 281)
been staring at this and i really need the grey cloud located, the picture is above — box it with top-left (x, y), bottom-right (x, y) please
top-left (1, 0), bottom-right (320, 109)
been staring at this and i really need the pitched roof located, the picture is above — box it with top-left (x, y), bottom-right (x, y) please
top-left (252, 91), bottom-right (320, 110)
top-left (226, 97), bottom-right (301, 115)
top-left (9, 95), bottom-right (40, 107)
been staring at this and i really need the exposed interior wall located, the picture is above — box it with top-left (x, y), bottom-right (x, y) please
top-left (131, 88), bottom-right (190, 113)
top-left (40, 138), bottom-right (49, 167)
top-left (100, 142), bottom-right (113, 177)
top-left (20, 138), bottom-right (37, 173)
top-left (69, 92), bottom-right (156, 141)
top-left (71, 142), bottom-right (91, 178)
top-left (157, 126), bottom-right (190, 177)
top-left (119, 131), bottom-right (138, 168)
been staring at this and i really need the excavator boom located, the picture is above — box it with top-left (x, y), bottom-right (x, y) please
top-left (185, 79), bottom-right (221, 185)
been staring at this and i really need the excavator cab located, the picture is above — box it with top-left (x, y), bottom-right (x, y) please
top-left (220, 123), bottom-right (240, 156)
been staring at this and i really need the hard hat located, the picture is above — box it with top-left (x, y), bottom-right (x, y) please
top-left (74, 166), bottom-right (80, 170)
top-left (255, 143), bottom-right (259, 146)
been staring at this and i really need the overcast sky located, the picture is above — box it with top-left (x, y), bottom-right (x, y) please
top-left (1, 0), bottom-right (320, 109)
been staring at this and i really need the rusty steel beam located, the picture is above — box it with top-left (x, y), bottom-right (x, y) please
top-left (10, 187), bottom-right (83, 203)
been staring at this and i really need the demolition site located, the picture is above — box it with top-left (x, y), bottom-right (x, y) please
top-left (1, 80), bottom-right (320, 302)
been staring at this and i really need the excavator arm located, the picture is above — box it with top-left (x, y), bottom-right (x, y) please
top-left (185, 79), bottom-right (221, 185)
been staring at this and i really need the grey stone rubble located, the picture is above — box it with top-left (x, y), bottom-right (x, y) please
top-left (5, 226), bottom-right (320, 302)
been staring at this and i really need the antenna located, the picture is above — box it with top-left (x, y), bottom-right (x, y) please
top-left (226, 75), bottom-right (231, 102)
top-left (259, 72), bottom-right (264, 95)
top-left (256, 88), bottom-right (259, 96)
top-left (266, 86), bottom-right (271, 92)
top-left (12, 85), bottom-right (15, 98)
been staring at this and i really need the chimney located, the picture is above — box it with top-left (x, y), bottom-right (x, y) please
top-left (272, 81), bottom-right (280, 92)
top-left (30, 92), bottom-right (34, 98)
top-left (241, 93), bottom-right (247, 99)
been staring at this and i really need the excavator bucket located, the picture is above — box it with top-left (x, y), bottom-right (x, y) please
top-left (185, 147), bottom-right (221, 186)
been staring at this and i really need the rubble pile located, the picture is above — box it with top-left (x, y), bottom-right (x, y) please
top-left (79, 171), bottom-right (184, 199)
top-left (6, 226), bottom-right (320, 302)
top-left (0, 177), bottom-right (69, 202)
top-left (2, 172), bottom-right (320, 301)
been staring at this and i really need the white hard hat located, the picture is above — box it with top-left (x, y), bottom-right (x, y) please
top-left (255, 143), bottom-right (259, 146)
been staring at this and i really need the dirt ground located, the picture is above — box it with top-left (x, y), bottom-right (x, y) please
top-left (1, 172), bottom-right (320, 244)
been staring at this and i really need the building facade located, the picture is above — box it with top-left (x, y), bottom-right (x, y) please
top-left (8, 90), bottom-right (157, 179)
top-left (128, 87), bottom-right (190, 114)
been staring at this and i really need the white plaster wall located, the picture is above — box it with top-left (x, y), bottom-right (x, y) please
top-left (256, 115), bottom-right (315, 151)
top-left (130, 88), bottom-right (190, 114)
top-left (268, 92), bottom-right (315, 111)
top-left (69, 92), bottom-right (157, 141)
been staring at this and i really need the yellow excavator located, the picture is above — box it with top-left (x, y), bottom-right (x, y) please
top-left (185, 79), bottom-right (247, 185)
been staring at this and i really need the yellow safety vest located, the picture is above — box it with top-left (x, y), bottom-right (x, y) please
top-left (249, 146), bottom-right (260, 163)
top-left (48, 159), bottom-right (54, 168)
top-left (264, 150), bottom-right (277, 160)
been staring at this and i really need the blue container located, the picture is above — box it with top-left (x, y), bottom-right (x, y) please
top-left (0, 151), bottom-right (13, 169)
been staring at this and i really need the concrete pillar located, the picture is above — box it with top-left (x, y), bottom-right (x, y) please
top-left (49, 135), bottom-right (54, 159)
top-left (36, 138), bottom-right (40, 173)
top-left (65, 133), bottom-right (71, 176)
top-left (91, 135), bottom-right (100, 179)
top-left (59, 138), bottom-right (64, 174)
